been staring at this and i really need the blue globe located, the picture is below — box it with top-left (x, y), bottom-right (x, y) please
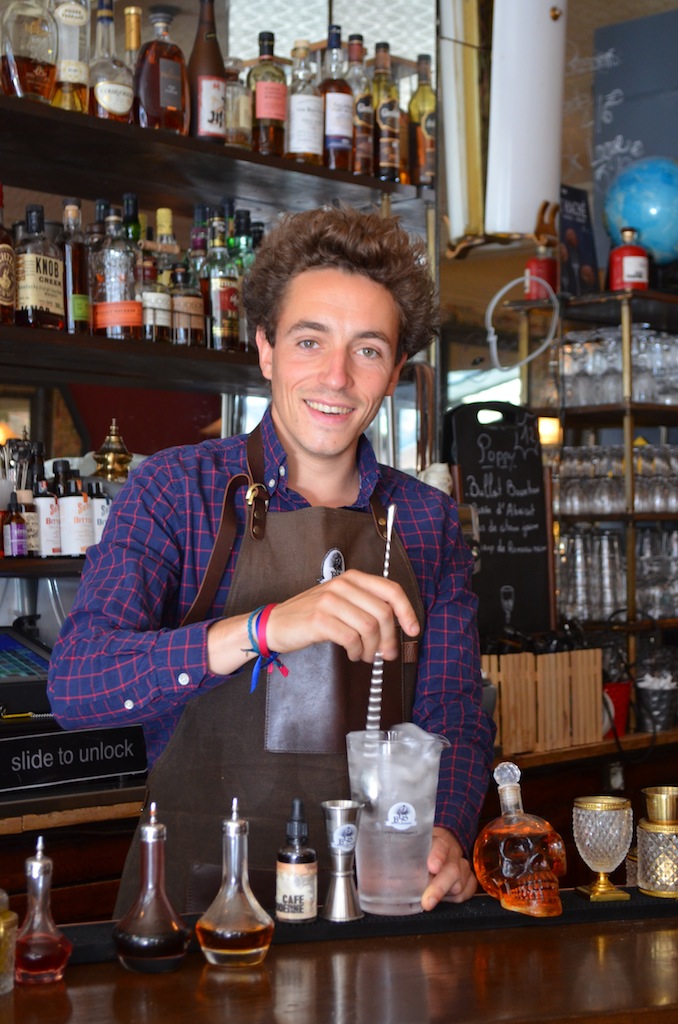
top-left (603, 157), bottom-right (678, 265)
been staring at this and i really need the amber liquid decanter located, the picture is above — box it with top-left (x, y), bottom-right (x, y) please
top-left (473, 762), bottom-right (567, 917)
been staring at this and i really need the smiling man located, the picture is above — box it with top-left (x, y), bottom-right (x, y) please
top-left (48, 205), bottom-right (495, 916)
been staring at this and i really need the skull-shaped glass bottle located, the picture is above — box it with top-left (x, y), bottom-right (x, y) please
top-left (473, 762), bottom-right (566, 917)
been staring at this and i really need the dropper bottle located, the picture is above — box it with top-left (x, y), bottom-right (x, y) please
top-left (275, 797), bottom-right (317, 922)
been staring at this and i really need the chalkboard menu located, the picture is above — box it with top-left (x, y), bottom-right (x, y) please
top-left (592, 7), bottom-right (678, 266)
top-left (444, 403), bottom-right (552, 638)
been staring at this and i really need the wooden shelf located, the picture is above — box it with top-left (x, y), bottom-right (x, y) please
top-left (0, 324), bottom-right (265, 394)
top-left (0, 95), bottom-right (429, 236)
top-left (500, 726), bottom-right (678, 770)
top-left (0, 555), bottom-right (85, 578)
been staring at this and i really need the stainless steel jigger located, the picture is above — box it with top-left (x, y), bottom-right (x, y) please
top-left (321, 800), bottom-right (363, 922)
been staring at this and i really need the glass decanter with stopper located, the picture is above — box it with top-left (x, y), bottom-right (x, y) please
top-left (15, 837), bottom-right (72, 984)
top-left (196, 798), bottom-right (274, 968)
top-left (473, 762), bottom-right (567, 918)
top-left (112, 802), bottom-right (191, 973)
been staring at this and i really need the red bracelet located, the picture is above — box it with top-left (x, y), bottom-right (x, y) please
top-left (256, 603), bottom-right (277, 659)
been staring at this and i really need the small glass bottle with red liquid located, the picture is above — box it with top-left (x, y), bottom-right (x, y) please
top-left (196, 798), bottom-right (274, 968)
top-left (608, 227), bottom-right (649, 291)
top-left (15, 836), bottom-right (72, 984)
top-left (473, 762), bottom-right (567, 918)
top-left (112, 802), bottom-right (191, 973)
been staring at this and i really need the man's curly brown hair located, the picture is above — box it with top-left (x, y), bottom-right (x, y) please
top-left (242, 205), bottom-right (439, 359)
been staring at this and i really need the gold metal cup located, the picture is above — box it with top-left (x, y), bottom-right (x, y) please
top-left (642, 787), bottom-right (678, 825)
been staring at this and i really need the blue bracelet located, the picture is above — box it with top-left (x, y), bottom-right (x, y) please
top-left (246, 605), bottom-right (266, 657)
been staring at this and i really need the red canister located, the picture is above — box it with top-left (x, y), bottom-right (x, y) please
top-left (525, 245), bottom-right (558, 300)
top-left (608, 227), bottom-right (649, 291)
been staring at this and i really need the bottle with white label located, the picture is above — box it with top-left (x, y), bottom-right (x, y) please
top-left (285, 39), bottom-right (323, 166)
top-left (87, 480), bottom-right (111, 544)
top-left (89, 0), bottom-right (134, 124)
top-left (51, 0), bottom-right (91, 114)
top-left (320, 25), bottom-right (353, 172)
top-left (15, 205), bottom-right (65, 330)
top-left (275, 798), bottom-right (317, 923)
top-left (59, 480), bottom-right (92, 556)
top-left (187, 0), bottom-right (226, 142)
top-left (608, 227), bottom-right (650, 292)
top-left (137, 258), bottom-right (172, 343)
top-left (34, 482), bottom-right (61, 558)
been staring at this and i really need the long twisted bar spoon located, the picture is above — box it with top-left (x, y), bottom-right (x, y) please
top-left (365, 503), bottom-right (396, 732)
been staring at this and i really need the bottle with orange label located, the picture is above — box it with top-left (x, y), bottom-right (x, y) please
top-left (91, 206), bottom-right (143, 340)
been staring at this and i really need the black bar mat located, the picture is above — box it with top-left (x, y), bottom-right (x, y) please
top-left (64, 888), bottom-right (678, 966)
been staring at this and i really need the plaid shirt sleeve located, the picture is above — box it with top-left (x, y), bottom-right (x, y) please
top-left (380, 470), bottom-right (496, 855)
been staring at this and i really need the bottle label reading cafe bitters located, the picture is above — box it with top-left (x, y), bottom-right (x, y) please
top-left (196, 77), bottom-right (226, 138)
top-left (275, 862), bottom-right (317, 922)
top-left (17, 255), bottom-right (65, 316)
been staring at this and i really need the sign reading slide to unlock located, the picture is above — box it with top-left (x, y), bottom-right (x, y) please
top-left (0, 725), bottom-right (147, 792)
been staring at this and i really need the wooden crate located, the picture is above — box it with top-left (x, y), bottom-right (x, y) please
top-left (481, 649), bottom-right (603, 755)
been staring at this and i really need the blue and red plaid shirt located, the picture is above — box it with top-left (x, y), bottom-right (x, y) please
top-left (48, 407), bottom-right (495, 853)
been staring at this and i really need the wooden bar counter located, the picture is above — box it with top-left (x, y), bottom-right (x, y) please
top-left (3, 893), bottom-right (678, 1023)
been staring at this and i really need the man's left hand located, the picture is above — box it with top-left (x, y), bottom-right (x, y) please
top-left (421, 826), bottom-right (477, 910)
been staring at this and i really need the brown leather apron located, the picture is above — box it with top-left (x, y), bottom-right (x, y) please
top-left (115, 428), bottom-right (425, 916)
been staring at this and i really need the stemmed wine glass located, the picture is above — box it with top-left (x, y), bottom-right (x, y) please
top-left (572, 795), bottom-right (633, 901)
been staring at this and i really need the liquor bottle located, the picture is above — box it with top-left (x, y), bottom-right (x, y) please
top-left (372, 42), bottom-right (400, 182)
top-left (124, 4), bottom-right (141, 73)
top-left (15, 204), bottom-right (65, 330)
top-left (187, 0), bottom-right (226, 142)
top-left (2, 493), bottom-right (27, 557)
top-left (57, 198), bottom-right (90, 335)
top-left (345, 34), bottom-right (373, 177)
top-left (525, 244), bottom-right (558, 300)
top-left (231, 208), bottom-right (254, 350)
top-left (58, 478), bottom-right (91, 556)
top-left (275, 798), bottom-right (318, 923)
top-left (196, 798), bottom-right (274, 968)
top-left (16, 489), bottom-right (38, 556)
top-left (0, 184), bottom-right (15, 326)
top-left (187, 203), bottom-right (208, 284)
top-left (33, 478), bottom-right (61, 558)
top-left (113, 803), bottom-right (191, 974)
top-left (399, 106), bottom-right (410, 185)
top-left (135, 10), bottom-right (190, 135)
top-left (608, 227), bottom-right (649, 291)
top-left (89, 0), bottom-right (135, 124)
top-left (15, 837), bottom-right (73, 984)
top-left (51, 0), bottom-right (90, 113)
top-left (91, 207), bottom-right (142, 340)
top-left (473, 762), bottom-right (567, 918)
top-left (154, 208), bottom-right (177, 288)
top-left (0, 0), bottom-right (58, 103)
top-left (247, 31), bottom-right (287, 158)
top-left (223, 57), bottom-right (252, 150)
top-left (319, 25), bottom-right (353, 172)
top-left (201, 207), bottom-right (240, 352)
top-left (408, 54), bottom-right (436, 187)
top-left (87, 480), bottom-right (111, 544)
top-left (285, 39), bottom-right (323, 166)
top-left (169, 264), bottom-right (205, 347)
top-left (251, 221), bottom-right (265, 250)
top-left (137, 257), bottom-right (172, 343)
top-left (122, 192), bottom-right (141, 244)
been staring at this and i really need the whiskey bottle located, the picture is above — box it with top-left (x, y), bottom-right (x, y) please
top-left (0, 0), bottom-right (58, 103)
top-left (408, 54), bottom-right (436, 187)
top-left (57, 198), bottom-right (90, 335)
top-left (154, 208), bottom-right (178, 288)
top-left (51, 0), bottom-right (91, 113)
top-left (223, 57), bottom-right (252, 149)
top-left (137, 257), bottom-right (172, 343)
top-left (285, 39), bottom-right (323, 166)
top-left (89, 0), bottom-right (135, 124)
top-left (319, 25), bottom-right (353, 172)
top-left (15, 204), bottom-right (65, 330)
top-left (91, 207), bottom-right (142, 340)
top-left (135, 10), bottom-right (190, 135)
top-left (187, 203), bottom-right (208, 284)
top-left (124, 5), bottom-right (141, 73)
top-left (187, 0), bottom-right (226, 142)
top-left (0, 184), bottom-right (15, 326)
top-left (231, 209), bottom-right (254, 350)
top-left (122, 192), bottom-right (141, 244)
top-left (345, 34), bottom-right (373, 177)
top-left (248, 31), bottom-right (287, 158)
top-left (200, 207), bottom-right (240, 352)
top-left (372, 42), bottom-right (400, 182)
top-left (170, 264), bottom-right (205, 347)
